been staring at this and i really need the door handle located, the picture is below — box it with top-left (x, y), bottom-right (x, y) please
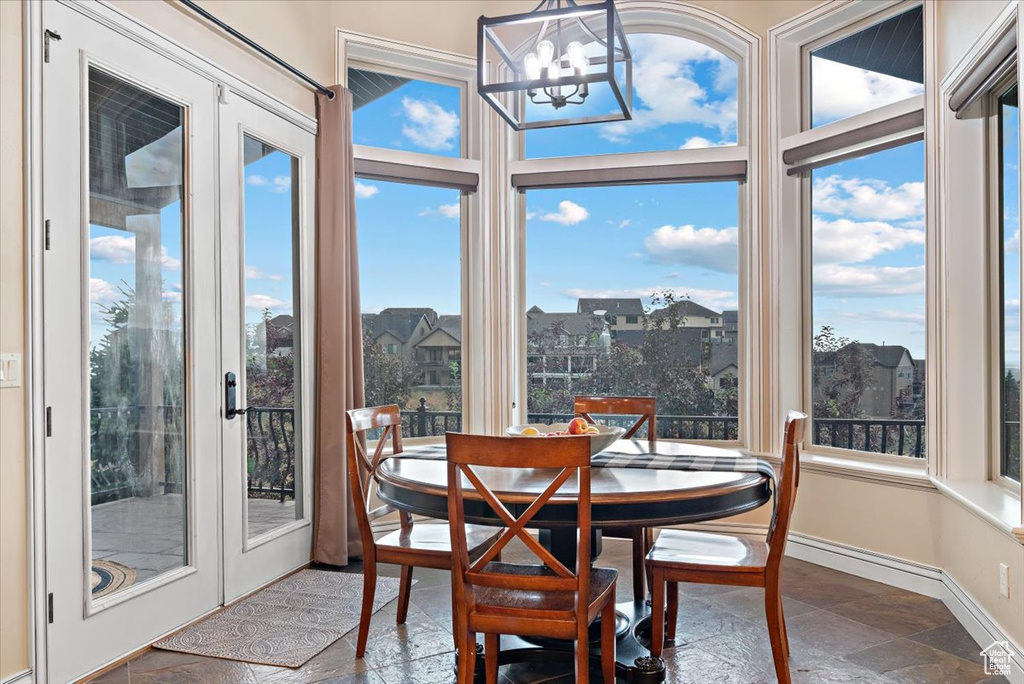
top-left (225, 372), bottom-right (249, 419)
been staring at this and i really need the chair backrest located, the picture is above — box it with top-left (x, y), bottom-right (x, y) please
top-left (574, 395), bottom-right (656, 444)
top-left (345, 405), bottom-right (404, 555)
top-left (445, 433), bottom-right (592, 623)
top-left (766, 411), bottom-right (807, 569)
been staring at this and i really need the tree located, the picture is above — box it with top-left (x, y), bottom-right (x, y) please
top-left (811, 326), bottom-right (874, 419)
top-left (362, 330), bottom-right (421, 408)
top-left (443, 361), bottom-right (462, 412)
top-left (245, 308), bottom-right (295, 408)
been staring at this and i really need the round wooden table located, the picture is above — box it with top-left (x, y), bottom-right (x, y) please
top-left (376, 439), bottom-right (772, 683)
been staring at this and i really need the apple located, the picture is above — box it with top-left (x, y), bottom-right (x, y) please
top-left (568, 418), bottom-right (590, 435)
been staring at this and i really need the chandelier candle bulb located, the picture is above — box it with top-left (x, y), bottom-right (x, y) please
top-left (537, 40), bottom-right (555, 68)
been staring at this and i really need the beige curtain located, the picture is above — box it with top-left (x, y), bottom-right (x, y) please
top-left (312, 85), bottom-right (364, 565)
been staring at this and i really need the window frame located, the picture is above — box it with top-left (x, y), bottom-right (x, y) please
top-left (338, 31), bottom-right (482, 437)
top-left (508, 4), bottom-right (761, 449)
top-left (989, 69), bottom-right (1022, 490)
top-left (772, 0), bottom-right (932, 470)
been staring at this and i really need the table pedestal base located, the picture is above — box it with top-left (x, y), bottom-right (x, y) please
top-left (460, 600), bottom-right (666, 683)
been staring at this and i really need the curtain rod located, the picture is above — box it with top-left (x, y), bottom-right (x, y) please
top-left (178, 0), bottom-right (335, 100)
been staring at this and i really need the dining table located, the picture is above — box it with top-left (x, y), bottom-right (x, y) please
top-left (374, 438), bottom-right (773, 683)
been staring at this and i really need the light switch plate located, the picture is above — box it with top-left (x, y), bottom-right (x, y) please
top-left (0, 353), bottom-right (21, 388)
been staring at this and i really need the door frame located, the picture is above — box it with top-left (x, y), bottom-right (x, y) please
top-left (23, 2), bottom-right (317, 681)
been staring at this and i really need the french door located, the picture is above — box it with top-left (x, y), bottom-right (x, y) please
top-left (219, 95), bottom-right (315, 602)
top-left (41, 2), bottom-right (314, 680)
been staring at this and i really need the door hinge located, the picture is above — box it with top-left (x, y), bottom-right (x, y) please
top-left (44, 29), bottom-right (61, 64)
top-left (45, 407), bottom-right (52, 437)
top-left (44, 219), bottom-right (51, 251)
top-left (47, 593), bottom-right (54, 624)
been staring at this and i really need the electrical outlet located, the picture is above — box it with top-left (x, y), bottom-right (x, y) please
top-left (999, 563), bottom-right (1009, 598)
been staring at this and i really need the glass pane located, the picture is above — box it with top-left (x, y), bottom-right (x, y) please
top-left (242, 136), bottom-right (302, 538)
top-left (1000, 84), bottom-right (1021, 482)
top-left (526, 33), bottom-right (738, 158)
top-left (88, 68), bottom-right (187, 596)
top-left (350, 67), bottom-right (462, 157)
top-left (524, 183), bottom-right (740, 439)
top-left (356, 180), bottom-right (462, 436)
top-left (810, 6), bottom-right (924, 128)
top-left (810, 141), bottom-right (926, 457)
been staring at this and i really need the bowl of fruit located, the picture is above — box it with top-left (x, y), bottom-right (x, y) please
top-left (506, 418), bottom-right (625, 456)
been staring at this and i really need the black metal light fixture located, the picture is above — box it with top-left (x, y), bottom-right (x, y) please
top-left (478, 0), bottom-right (632, 130)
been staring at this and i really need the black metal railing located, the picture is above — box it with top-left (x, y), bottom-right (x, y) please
top-left (246, 407), bottom-right (296, 502)
top-left (89, 405), bottom-right (185, 505)
top-left (812, 417), bottom-right (926, 458)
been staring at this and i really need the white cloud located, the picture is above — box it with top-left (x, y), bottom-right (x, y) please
top-left (401, 97), bottom-right (459, 151)
top-left (245, 294), bottom-right (291, 311)
top-left (813, 175), bottom-right (924, 222)
top-left (564, 286), bottom-right (737, 312)
top-left (246, 174), bottom-right (291, 193)
top-left (90, 235), bottom-right (181, 270)
top-left (90, 278), bottom-right (119, 305)
top-left (836, 309), bottom-right (926, 326)
top-left (419, 203), bottom-right (461, 218)
top-left (642, 224), bottom-right (738, 273)
top-left (679, 136), bottom-right (735, 150)
top-left (812, 216), bottom-right (924, 264)
top-left (245, 265), bottom-right (284, 281)
top-left (813, 264), bottom-right (925, 297)
top-left (355, 181), bottom-right (379, 199)
top-left (811, 57), bottom-right (923, 125)
top-left (600, 34), bottom-right (737, 144)
top-left (540, 200), bottom-right (589, 226)
top-left (618, 219), bottom-right (631, 229)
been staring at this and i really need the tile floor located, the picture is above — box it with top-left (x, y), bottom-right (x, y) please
top-left (91, 538), bottom-right (1009, 684)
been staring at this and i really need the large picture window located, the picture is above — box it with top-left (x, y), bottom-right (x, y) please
top-left (523, 183), bottom-right (740, 439)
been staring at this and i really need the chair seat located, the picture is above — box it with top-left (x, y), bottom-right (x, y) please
top-left (647, 529), bottom-right (768, 572)
top-left (377, 523), bottom-right (501, 560)
top-left (472, 562), bottom-right (618, 617)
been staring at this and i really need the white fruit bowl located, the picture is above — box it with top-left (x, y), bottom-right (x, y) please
top-left (505, 423), bottom-right (625, 456)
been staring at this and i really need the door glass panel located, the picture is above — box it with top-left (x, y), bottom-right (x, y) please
top-left (88, 67), bottom-right (187, 596)
top-left (242, 135), bottom-right (301, 538)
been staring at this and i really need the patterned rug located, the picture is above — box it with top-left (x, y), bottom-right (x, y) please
top-left (153, 569), bottom-right (405, 668)
top-left (92, 560), bottom-right (136, 598)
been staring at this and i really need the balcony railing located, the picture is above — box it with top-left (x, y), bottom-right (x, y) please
top-left (812, 417), bottom-right (926, 458)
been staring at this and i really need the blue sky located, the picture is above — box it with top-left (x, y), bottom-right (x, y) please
top-left (1003, 94), bottom-right (1020, 370)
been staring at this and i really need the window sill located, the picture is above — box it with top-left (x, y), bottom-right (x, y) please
top-left (930, 478), bottom-right (1024, 545)
top-left (788, 450), bottom-right (934, 490)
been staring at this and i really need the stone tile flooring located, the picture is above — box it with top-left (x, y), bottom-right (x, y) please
top-left (91, 538), bottom-right (1009, 684)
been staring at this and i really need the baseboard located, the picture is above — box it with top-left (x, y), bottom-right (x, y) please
top-left (941, 572), bottom-right (1024, 682)
top-left (0, 670), bottom-right (32, 684)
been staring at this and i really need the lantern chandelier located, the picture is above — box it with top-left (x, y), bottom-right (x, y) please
top-left (478, 0), bottom-right (632, 130)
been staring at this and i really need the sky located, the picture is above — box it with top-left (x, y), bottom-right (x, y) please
top-left (1002, 91), bottom-right (1020, 371)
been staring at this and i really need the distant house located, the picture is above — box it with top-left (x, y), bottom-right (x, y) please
top-left (648, 299), bottom-right (726, 340)
top-left (252, 314), bottom-right (294, 368)
top-left (818, 342), bottom-right (918, 418)
top-left (710, 339), bottom-right (738, 390)
top-left (414, 314), bottom-right (461, 387)
top-left (526, 310), bottom-right (610, 389)
top-left (576, 298), bottom-right (645, 337)
top-left (721, 310), bottom-right (738, 343)
top-left (361, 307), bottom-right (437, 364)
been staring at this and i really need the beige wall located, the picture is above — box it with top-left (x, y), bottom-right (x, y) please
top-left (0, 0), bottom-right (28, 678)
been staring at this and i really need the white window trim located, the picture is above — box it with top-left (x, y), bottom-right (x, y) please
top-left (770, 0), bottom-right (932, 473)
top-left (509, 2), bottom-right (762, 450)
top-left (337, 31), bottom-right (499, 435)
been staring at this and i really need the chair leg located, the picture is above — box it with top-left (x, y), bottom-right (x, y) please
top-left (644, 528), bottom-right (655, 595)
top-left (484, 633), bottom-right (499, 684)
top-left (601, 599), bottom-right (616, 683)
top-left (765, 583), bottom-right (791, 684)
top-left (355, 561), bottom-right (377, 658)
top-left (666, 580), bottom-right (678, 643)
top-left (650, 569), bottom-right (664, 658)
top-left (397, 565), bottom-right (414, 625)
top-left (631, 528), bottom-right (646, 602)
top-left (457, 631), bottom-right (477, 684)
top-left (575, 620), bottom-right (590, 684)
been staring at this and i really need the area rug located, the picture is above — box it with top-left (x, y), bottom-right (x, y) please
top-left (91, 560), bottom-right (136, 598)
top-left (154, 569), bottom-right (406, 668)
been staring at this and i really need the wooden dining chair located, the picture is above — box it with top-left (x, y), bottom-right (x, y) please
top-left (345, 405), bottom-right (502, 658)
top-left (646, 411), bottom-right (807, 684)
top-left (574, 395), bottom-right (657, 602)
top-left (445, 433), bottom-right (618, 684)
